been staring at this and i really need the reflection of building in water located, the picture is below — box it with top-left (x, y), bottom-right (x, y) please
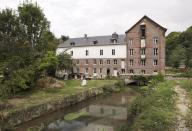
top-left (81, 105), bottom-right (127, 120)
top-left (92, 93), bottom-right (130, 107)
top-left (46, 104), bottom-right (127, 131)
top-left (79, 123), bottom-right (114, 131)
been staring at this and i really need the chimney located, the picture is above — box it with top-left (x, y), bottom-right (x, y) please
top-left (84, 34), bottom-right (88, 39)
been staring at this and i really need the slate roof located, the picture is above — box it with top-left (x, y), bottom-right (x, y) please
top-left (58, 34), bottom-right (126, 48)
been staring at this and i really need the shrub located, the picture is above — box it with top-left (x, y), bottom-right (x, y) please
top-left (115, 80), bottom-right (124, 88)
top-left (0, 67), bottom-right (35, 97)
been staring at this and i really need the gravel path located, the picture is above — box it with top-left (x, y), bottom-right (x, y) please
top-left (174, 85), bottom-right (190, 131)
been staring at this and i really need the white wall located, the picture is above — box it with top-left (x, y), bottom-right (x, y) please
top-left (56, 45), bottom-right (126, 59)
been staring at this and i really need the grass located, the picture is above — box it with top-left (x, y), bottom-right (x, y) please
top-left (180, 79), bottom-right (192, 129)
top-left (128, 80), bottom-right (177, 131)
top-left (0, 80), bottom-right (117, 114)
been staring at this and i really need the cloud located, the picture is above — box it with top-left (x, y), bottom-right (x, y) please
top-left (0, 0), bottom-right (192, 37)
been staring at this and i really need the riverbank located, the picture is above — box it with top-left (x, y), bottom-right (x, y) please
top-left (0, 80), bottom-right (118, 129)
top-left (127, 80), bottom-right (177, 131)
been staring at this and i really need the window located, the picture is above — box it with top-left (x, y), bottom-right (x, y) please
top-left (70, 42), bottom-right (75, 46)
top-left (111, 39), bottom-right (117, 44)
top-left (85, 50), bottom-right (89, 56)
top-left (141, 70), bottom-right (145, 74)
top-left (153, 48), bottom-right (158, 55)
top-left (153, 37), bottom-right (158, 44)
top-left (130, 49), bottom-right (134, 55)
top-left (100, 50), bottom-right (103, 55)
top-left (70, 51), bottom-right (73, 56)
top-left (130, 59), bottom-right (134, 66)
top-left (100, 60), bottom-right (103, 65)
top-left (93, 59), bottom-right (96, 64)
top-left (76, 60), bottom-right (79, 64)
top-left (100, 68), bottom-right (102, 73)
top-left (153, 70), bottom-right (158, 74)
top-left (129, 39), bottom-right (133, 45)
top-left (121, 69), bottom-right (125, 74)
top-left (93, 68), bottom-right (97, 73)
top-left (112, 49), bottom-right (115, 55)
top-left (130, 69), bottom-right (134, 74)
top-left (141, 59), bottom-right (146, 66)
top-left (140, 25), bottom-right (146, 37)
top-left (85, 68), bottom-right (88, 73)
top-left (141, 48), bottom-right (146, 55)
top-left (114, 59), bottom-right (117, 64)
top-left (77, 68), bottom-right (79, 73)
top-left (107, 60), bottom-right (110, 64)
top-left (93, 40), bottom-right (98, 45)
top-left (86, 59), bottom-right (88, 64)
top-left (153, 59), bottom-right (158, 66)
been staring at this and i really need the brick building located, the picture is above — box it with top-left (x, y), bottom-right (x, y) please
top-left (56, 16), bottom-right (167, 78)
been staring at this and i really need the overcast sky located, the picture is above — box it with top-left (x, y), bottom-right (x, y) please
top-left (0, 0), bottom-right (192, 38)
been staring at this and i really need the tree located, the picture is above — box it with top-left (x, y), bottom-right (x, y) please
top-left (169, 45), bottom-right (186, 68)
top-left (57, 52), bottom-right (73, 71)
top-left (38, 51), bottom-right (58, 76)
top-left (60, 35), bottom-right (69, 42)
top-left (166, 32), bottom-right (181, 66)
top-left (41, 31), bottom-right (59, 52)
top-left (0, 9), bottom-right (22, 60)
top-left (18, 1), bottom-right (50, 53)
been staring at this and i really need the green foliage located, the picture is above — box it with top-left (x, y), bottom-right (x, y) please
top-left (38, 51), bottom-right (58, 76)
top-left (0, 1), bottom-right (59, 97)
top-left (175, 69), bottom-right (192, 78)
top-left (180, 80), bottom-right (192, 128)
top-left (115, 80), bottom-right (125, 88)
top-left (166, 26), bottom-right (192, 68)
top-left (128, 80), bottom-right (176, 131)
top-left (18, 1), bottom-right (49, 52)
top-left (64, 111), bottom-right (89, 121)
top-left (166, 32), bottom-right (181, 66)
top-left (169, 45), bottom-right (186, 68)
top-left (57, 52), bottom-right (73, 70)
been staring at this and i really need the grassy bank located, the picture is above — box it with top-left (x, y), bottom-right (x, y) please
top-left (180, 79), bottom-right (192, 129)
top-left (128, 80), bottom-right (177, 131)
top-left (0, 80), bottom-right (117, 114)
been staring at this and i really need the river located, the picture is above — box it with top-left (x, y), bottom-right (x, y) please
top-left (15, 88), bottom-right (137, 131)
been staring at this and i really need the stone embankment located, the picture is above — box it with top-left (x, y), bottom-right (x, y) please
top-left (0, 86), bottom-right (113, 129)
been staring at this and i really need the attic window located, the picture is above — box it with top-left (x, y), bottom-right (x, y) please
top-left (140, 25), bottom-right (146, 38)
top-left (70, 42), bottom-right (75, 46)
top-left (93, 40), bottom-right (98, 45)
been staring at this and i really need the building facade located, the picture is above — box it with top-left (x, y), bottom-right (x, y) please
top-left (56, 16), bottom-right (167, 78)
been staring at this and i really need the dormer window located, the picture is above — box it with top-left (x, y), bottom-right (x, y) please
top-left (93, 40), bottom-right (98, 45)
top-left (70, 42), bottom-right (75, 46)
top-left (111, 32), bottom-right (118, 44)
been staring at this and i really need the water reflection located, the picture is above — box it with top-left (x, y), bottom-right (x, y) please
top-left (16, 89), bottom-right (134, 131)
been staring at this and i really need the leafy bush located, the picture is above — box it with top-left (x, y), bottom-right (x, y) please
top-left (38, 51), bottom-right (58, 77)
top-left (0, 67), bottom-right (35, 97)
top-left (115, 80), bottom-right (124, 88)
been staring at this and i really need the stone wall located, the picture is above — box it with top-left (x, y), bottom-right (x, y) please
top-left (0, 87), bottom-right (105, 128)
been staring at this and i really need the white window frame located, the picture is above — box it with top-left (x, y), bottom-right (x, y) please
top-left (153, 59), bottom-right (158, 66)
top-left (130, 59), bottom-right (134, 66)
top-left (130, 49), bottom-right (134, 56)
top-left (153, 37), bottom-right (158, 44)
top-left (85, 50), bottom-right (89, 56)
top-left (114, 59), bottom-right (117, 65)
top-left (112, 49), bottom-right (115, 55)
top-left (153, 48), bottom-right (158, 55)
top-left (100, 49), bottom-right (103, 55)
